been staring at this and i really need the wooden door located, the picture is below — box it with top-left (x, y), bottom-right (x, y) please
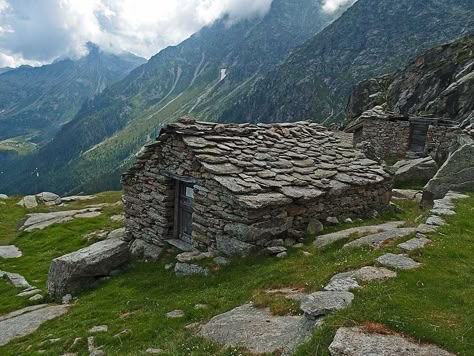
top-left (409, 122), bottom-right (429, 152)
top-left (178, 182), bottom-right (194, 243)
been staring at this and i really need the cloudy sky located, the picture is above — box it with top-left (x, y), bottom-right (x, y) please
top-left (0, 0), bottom-right (355, 68)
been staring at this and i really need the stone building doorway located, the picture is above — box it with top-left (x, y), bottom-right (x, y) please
top-left (177, 181), bottom-right (194, 244)
top-left (409, 121), bottom-right (429, 152)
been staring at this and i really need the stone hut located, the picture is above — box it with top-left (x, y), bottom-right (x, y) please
top-left (122, 118), bottom-right (392, 257)
top-left (345, 107), bottom-right (459, 162)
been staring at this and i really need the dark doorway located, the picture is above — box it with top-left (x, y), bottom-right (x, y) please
top-left (178, 182), bottom-right (194, 243)
top-left (409, 122), bottom-right (429, 152)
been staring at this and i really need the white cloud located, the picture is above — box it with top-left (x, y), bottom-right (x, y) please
top-left (322, 0), bottom-right (357, 13)
top-left (0, 0), bottom-right (274, 67)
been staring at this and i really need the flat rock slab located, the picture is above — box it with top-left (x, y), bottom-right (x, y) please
top-left (329, 327), bottom-right (454, 356)
top-left (0, 245), bottom-right (22, 258)
top-left (398, 237), bottom-right (432, 252)
top-left (325, 267), bottom-right (396, 291)
top-left (48, 238), bottom-right (129, 299)
top-left (0, 304), bottom-right (68, 346)
top-left (61, 195), bottom-right (96, 202)
top-left (314, 222), bottom-right (406, 248)
top-left (198, 304), bottom-right (319, 355)
top-left (174, 263), bottom-right (209, 277)
top-left (416, 224), bottom-right (438, 234)
top-left (300, 291), bottom-right (354, 319)
top-left (0, 271), bottom-right (32, 289)
top-left (426, 216), bottom-right (446, 227)
top-left (18, 208), bottom-right (102, 232)
top-left (343, 228), bottom-right (416, 249)
top-left (376, 254), bottom-right (421, 270)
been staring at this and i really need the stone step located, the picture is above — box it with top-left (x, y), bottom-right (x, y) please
top-left (0, 245), bottom-right (22, 259)
top-left (376, 253), bottom-right (422, 270)
top-left (165, 239), bottom-right (195, 252)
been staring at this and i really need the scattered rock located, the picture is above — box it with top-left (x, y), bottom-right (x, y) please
top-left (416, 224), bottom-right (438, 234)
top-left (300, 291), bottom-right (354, 319)
top-left (174, 262), bottom-right (209, 277)
top-left (194, 304), bottom-right (208, 310)
top-left (329, 327), bottom-right (454, 356)
top-left (314, 221), bottom-right (406, 248)
top-left (344, 218), bottom-right (354, 224)
top-left (326, 217), bottom-right (339, 225)
top-left (198, 304), bottom-right (319, 354)
top-left (165, 310), bottom-right (184, 319)
top-left (17, 195), bottom-right (38, 209)
top-left (276, 251), bottom-right (288, 258)
top-left (293, 243), bottom-right (304, 248)
top-left (0, 194), bottom-right (8, 199)
top-left (106, 228), bottom-right (126, 240)
top-left (0, 304), bottom-right (68, 346)
top-left (62, 294), bottom-right (73, 304)
top-left (89, 325), bottom-right (108, 333)
top-left (130, 239), bottom-right (162, 261)
top-left (376, 253), bottom-right (421, 270)
top-left (215, 235), bottom-right (256, 257)
top-left (324, 276), bottom-right (360, 292)
top-left (343, 228), bottom-right (416, 249)
top-left (164, 263), bottom-right (174, 270)
top-left (110, 214), bottom-right (125, 222)
top-left (307, 219), bottom-right (324, 235)
top-left (261, 246), bottom-right (287, 256)
top-left (17, 289), bottom-right (42, 297)
top-left (145, 348), bottom-right (163, 354)
top-left (398, 237), bottom-right (432, 252)
top-left (113, 329), bottom-right (130, 338)
top-left (391, 189), bottom-right (423, 201)
top-left (176, 250), bottom-right (209, 263)
top-left (0, 245), bottom-right (22, 259)
top-left (213, 256), bottom-right (229, 266)
top-left (48, 238), bottom-right (129, 299)
top-left (29, 294), bottom-right (44, 302)
top-left (0, 270), bottom-right (32, 289)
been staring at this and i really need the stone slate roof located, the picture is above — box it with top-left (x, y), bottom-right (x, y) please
top-left (346, 106), bottom-right (457, 131)
top-left (125, 118), bottom-right (391, 209)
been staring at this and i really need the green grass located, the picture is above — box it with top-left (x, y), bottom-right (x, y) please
top-left (0, 193), bottom-right (472, 355)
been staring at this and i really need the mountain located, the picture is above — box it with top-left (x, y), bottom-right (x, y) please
top-left (0, 0), bottom-right (348, 195)
top-left (0, 67), bottom-right (12, 74)
top-left (0, 43), bottom-right (146, 146)
top-left (220, 0), bottom-right (474, 125)
top-left (346, 34), bottom-right (474, 126)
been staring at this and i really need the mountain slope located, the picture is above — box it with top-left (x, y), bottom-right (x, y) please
top-left (0, 0), bottom-right (346, 195)
top-left (220, 0), bottom-right (474, 125)
top-left (346, 34), bottom-right (474, 126)
top-left (0, 43), bottom-right (145, 145)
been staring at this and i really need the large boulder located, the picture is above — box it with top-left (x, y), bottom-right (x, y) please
top-left (392, 157), bottom-right (438, 186)
top-left (0, 194), bottom-right (8, 200)
top-left (16, 195), bottom-right (38, 209)
top-left (47, 239), bottom-right (129, 299)
top-left (36, 192), bottom-right (62, 206)
top-left (424, 139), bottom-right (474, 198)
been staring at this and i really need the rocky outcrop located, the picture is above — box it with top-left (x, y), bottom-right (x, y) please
top-left (424, 136), bottom-right (474, 198)
top-left (392, 157), bottom-right (438, 186)
top-left (47, 238), bottom-right (129, 299)
top-left (346, 34), bottom-right (474, 125)
top-left (16, 195), bottom-right (38, 209)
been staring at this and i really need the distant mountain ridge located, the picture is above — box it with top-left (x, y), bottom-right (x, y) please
top-left (0, 43), bottom-right (145, 145)
top-left (220, 0), bottom-right (474, 125)
top-left (0, 0), bottom-right (347, 195)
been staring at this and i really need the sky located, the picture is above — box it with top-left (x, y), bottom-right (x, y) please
top-left (0, 0), bottom-right (356, 68)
